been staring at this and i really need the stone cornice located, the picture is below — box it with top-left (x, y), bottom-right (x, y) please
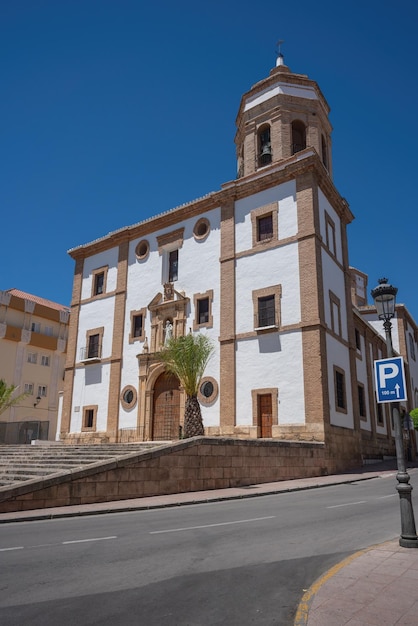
top-left (68, 151), bottom-right (353, 261)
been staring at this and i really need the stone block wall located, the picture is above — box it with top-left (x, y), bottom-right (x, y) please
top-left (0, 437), bottom-right (344, 513)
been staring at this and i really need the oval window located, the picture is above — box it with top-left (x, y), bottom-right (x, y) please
top-left (135, 240), bottom-right (150, 260)
top-left (120, 385), bottom-right (137, 409)
top-left (193, 218), bottom-right (210, 241)
top-left (198, 377), bottom-right (218, 405)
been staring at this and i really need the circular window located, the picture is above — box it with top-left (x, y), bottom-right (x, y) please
top-left (135, 239), bottom-right (150, 260)
top-left (198, 377), bottom-right (218, 405)
top-left (120, 385), bottom-right (137, 410)
top-left (193, 218), bottom-right (210, 241)
top-left (201, 381), bottom-right (213, 398)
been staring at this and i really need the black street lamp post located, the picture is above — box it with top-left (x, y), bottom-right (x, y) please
top-left (371, 278), bottom-right (418, 548)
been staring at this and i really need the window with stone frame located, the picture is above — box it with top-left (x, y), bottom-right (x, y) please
top-left (358, 383), bottom-right (366, 419)
top-left (329, 291), bottom-right (342, 337)
top-left (193, 290), bottom-right (213, 331)
top-left (129, 308), bottom-right (146, 343)
top-left (82, 405), bottom-right (97, 431)
top-left (334, 366), bottom-right (347, 412)
top-left (82, 327), bottom-right (104, 361)
top-left (251, 203), bottom-right (278, 248)
top-left (252, 285), bottom-right (281, 331)
top-left (325, 212), bottom-right (336, 257)
top-left (91, 266), bottom-right (108, 297)
top-left (156, 228), bottom-right (184, 286)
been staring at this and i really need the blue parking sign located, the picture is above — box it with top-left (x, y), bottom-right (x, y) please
top-left (374, 356), bottom-right (407, 403)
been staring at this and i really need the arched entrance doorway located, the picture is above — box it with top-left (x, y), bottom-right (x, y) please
top-left (152, 372), bottom-right (181, 440)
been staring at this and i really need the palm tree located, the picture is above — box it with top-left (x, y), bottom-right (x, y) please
top-left (0, 379), bottom-right (28, 416)
top-left (160, 333), bottom-right (214, 438)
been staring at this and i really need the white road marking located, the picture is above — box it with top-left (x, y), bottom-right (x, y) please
top-left (327, 501), bottom-right (367, 509)
top-left (62, 536), bottom-right (117, 544)
top-left (378, 494), bottom-right (397, 499)
top-left (0, 546), bottom-right (24, 552)
top-left (150, 516), bottom-right (276, 534)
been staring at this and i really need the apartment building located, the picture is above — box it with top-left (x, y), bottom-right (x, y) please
top-left (0, 289), bottom-right (69, 443)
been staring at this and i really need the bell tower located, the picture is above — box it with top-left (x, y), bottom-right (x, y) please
top-left (235, 52), bottom-right (333, 179)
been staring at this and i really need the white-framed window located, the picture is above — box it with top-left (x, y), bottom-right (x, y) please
top-left (24, 382), bottom-right (34, 395)
top-left (41, 355), bottom-right (50, 367)
top-left (37, 385), bottom-right (47, 398)
top-left (27, 352), bottom-right (38, 364)
top-left (31, 322), bottom-right (41, 333)
top-left (44, 326), bottom-right (53, 336)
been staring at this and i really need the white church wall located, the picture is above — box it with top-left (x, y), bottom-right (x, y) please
top-left (326, 334), bottom-right (354, 429)
top-left (318, 188), bottom-right (343, 265)
top-left (235, 331), bottom-right (305, 426)
top-left (235, 180), bottom-right (297, 254)
top-left (235, 244), bottom-right (301, 335)
top-left (81, 247), bottom-right (119, 301)
top-left (70, 363), bottom-right (111, 432)
top-left (322, 249), bottom-right (348, 341)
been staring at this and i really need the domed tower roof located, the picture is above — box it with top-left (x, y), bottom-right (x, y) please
top-left (235, 51), bottom-right (333, 179)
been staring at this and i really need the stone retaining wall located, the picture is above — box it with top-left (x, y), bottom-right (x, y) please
top-left (0, 437), bottom-right (349, 513)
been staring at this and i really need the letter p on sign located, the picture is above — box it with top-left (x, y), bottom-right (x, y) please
top-left (378, 363), bottom-right (399, 388)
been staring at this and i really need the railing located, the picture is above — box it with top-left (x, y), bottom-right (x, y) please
top-left (79, 346), bottom-right (101, 362)
top-left (254, 313), bottom-right (278, 329)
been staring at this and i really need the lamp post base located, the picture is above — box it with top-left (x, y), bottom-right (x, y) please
top-left (397, 474), bottom-right (418, 548)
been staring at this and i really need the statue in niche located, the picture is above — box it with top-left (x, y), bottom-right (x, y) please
top-left (164, 320), bottom-right (173, 345)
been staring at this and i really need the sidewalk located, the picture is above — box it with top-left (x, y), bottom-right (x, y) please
top-left (1, 459), bottom-right (418, 625)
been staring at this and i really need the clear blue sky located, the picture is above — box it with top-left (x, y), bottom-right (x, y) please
top-left (2, 1), bottom-right (417, 319)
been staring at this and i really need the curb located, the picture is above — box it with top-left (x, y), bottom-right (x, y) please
top-left (293, 545), bottom-right (374, 625)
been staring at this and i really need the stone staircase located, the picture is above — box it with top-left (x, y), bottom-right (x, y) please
top-left (0, 442), bottom-right (164, 487)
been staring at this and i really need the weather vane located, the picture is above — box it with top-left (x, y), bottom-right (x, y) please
top-left (276, 39), bottom-right (285, 56)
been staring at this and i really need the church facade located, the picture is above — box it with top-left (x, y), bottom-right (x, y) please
top-left (59, 54), bottom-right (416, 465)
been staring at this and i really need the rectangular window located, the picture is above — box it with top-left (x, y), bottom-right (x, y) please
top-left (82, 405), bottom-right (97, 431)
top-left (377, 403), bottom-right (384, 426)
top-left (37, 385), bottom-right (47, 398)
top-left (257, 214), bottom-right (273, 241)
top-left (88, 334), bottom-right (100, 359)
top-left (197, 298), bottom-right (209, 324)
top-left (91, 266), bottom-right (108, 298)
top-left (24, 383), bottom-right (34, 395)
top-left (31, 322), bottom-right (41, 333)
top-left (133, 314), bottom-right (143, 338)
top-left (44, 326), bottom-right (53, 336)
top-left (330, 292), bottom-right (341, 336)
top-left (93, 271), bottom-right (105, 296)
top-left (335, 368), bottom-right (346, 411)
top-left (193, 290), bottom-right (214, 331)
top-left (358, 384), bottom-right (366, 418)
top-left (168, 249), bottom-right (179, 282)
top-left (355, 328), bottom-right (361, 351)
top-left (258, 295), bottom-right (276, 327)
top-left (129, 309), bottom-right (146, 343)
top-left (41, 355), bottom-right (50, 367)
top-left (85, 409), bottom-right (94, 428)
top-left (325, 212), bottom-right (336, 257)
top-left (27, 352), bottom-right (37, 364)
top-left (409, 333), bottom-right (416, 361)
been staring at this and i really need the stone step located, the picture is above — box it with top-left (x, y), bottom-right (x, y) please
top-left (0, 442), bottom-right (164, 488)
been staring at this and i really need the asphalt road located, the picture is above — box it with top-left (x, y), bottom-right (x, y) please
top-left (1, 469), bottom-right (416, 625)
